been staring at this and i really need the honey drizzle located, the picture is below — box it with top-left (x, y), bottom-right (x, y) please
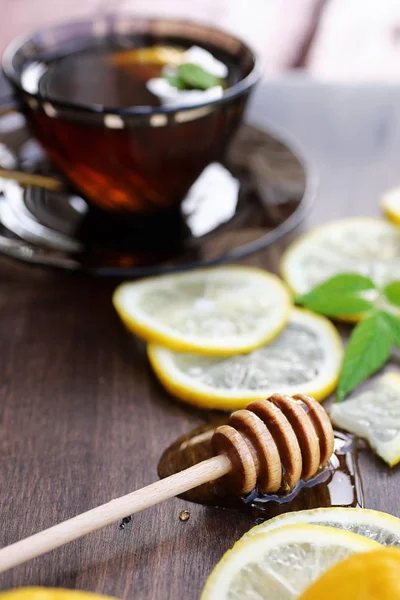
top-left (158, 420), bottom-right (363, 518)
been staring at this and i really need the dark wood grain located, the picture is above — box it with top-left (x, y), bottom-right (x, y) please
top-left (2, 79), bottom-right (400, 599)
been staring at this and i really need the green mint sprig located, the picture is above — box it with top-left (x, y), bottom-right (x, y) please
top-left (294, 273), bottom-right (400, 402)
top-left (337, 310), bottom-right (393, 402)
top-left (164, 73), bottom-right (185, 90)
top-left (163, 63), bottom-right (222, 91)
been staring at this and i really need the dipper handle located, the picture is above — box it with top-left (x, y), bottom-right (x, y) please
top-left (0, 393), bottom-right (333, 574)
top-left (0, 454), bottom-right (231, 574)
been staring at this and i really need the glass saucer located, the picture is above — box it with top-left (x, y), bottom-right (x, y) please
top-left (0, 109), bottom-right (316, 277)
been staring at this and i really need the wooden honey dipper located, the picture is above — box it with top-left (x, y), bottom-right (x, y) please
top-left (0, 393), bottom-right (333, 574)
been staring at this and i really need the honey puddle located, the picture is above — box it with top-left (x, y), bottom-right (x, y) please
top-left (158, 419), bottom-right (363, 519)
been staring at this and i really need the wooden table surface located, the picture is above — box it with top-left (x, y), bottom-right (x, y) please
top-left (1, 78), bottom-right (400, 599)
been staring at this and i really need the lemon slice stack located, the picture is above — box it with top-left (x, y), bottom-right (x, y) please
top-left (201, 508), bottom-right (400, 600)
top-left (148, 308), bottom-right (342, 410)
top-left (201, 523), bottom-right (380, 600)
top-left (113, 266), bottom-right (343, 409)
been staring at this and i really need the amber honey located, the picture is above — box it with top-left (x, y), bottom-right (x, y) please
top-left (158, 420), bottom-right (363, 520)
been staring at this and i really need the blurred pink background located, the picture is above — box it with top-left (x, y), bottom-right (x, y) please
top-left (1, 0), bottom-right (400, 81)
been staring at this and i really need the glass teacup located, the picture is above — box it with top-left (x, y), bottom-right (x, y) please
top-left (2, 16), bottom-right (261, 215)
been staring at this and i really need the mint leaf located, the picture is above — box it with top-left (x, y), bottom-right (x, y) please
top-left (164, 73), bottom-right (185, 90)
top-left (294, 294), bottom-right (373, 316)
top-left (296, 273), bottom-right (376, 297)
top-left (381, 311), bottom-right (400, 347)
top-left (383, 282), bottom-right (400, 308)
top-left (178, 63), bottom-right (222, 90)
top-left (337, 310), bottom-right (392, 402)
top-left (295, 274), bottom-right (376, 316)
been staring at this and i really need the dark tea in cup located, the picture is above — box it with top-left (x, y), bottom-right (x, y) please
top-left (3, 17), bottom-right (260, 214)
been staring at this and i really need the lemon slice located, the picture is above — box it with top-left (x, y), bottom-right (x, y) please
top-left (330, 372), bottom-right (400, 466)
top-left (111, 46), bottom-right (184, 66)
top-left (299, 548), bottom-right (400, 600)
top-left (113, 266), bottom-right (291, 355)
top-left (381, 187), bottom-right (400, 225)
top-left (201, 524), bottom-right (380, 600)
top-left (0, 590), bottom-right (116, 600)
top-left (148, 307), bottom-right (343, 410)
top-left (242, 507), bottom-right (400, 546)
top-left (281, 218), bottom-right (400, 302)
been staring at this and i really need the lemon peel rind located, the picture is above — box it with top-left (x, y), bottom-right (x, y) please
top-left (298, 548), bottom-right (400, 600)
top-left (381, 188), bottom-right (400, 226)
top-left (241, 507), bottom-right (400, 543)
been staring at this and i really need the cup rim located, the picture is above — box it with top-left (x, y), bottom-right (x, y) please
top-left (2, 16), bottom-right (262, 117)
